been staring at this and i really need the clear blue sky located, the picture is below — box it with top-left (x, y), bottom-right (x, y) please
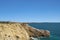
top-left (0, 0), bottom-right (60, 22)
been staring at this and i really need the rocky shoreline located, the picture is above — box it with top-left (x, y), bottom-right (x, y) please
top-left (21, 23), bottom-right (50, 40)
top-left (0, 22), bottom-right (50, 40)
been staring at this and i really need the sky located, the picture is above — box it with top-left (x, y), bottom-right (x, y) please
top-left (0, 0), bottom-right (60, 22)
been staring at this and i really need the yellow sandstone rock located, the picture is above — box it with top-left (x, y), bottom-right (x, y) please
top-left (0, 23), bottom-right (29, 40)
top-left (0, 22), bottom-right (50, 40)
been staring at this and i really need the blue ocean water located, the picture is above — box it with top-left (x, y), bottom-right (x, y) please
top-left (29, 23), bottom-right (60, 40)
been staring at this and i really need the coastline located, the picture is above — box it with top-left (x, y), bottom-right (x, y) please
top-left (0, 21), bottom-right (50, 40)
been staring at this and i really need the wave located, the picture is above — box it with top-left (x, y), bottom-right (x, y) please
top-left (32, 35), bottom-right (60, 40)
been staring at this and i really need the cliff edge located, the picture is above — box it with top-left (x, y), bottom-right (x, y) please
top-left (21, 23), bottom-right (50, 37)
top-left (0, 22), bottom-right (29, 40)
top-left (0, 22), bottom-right (50, 40)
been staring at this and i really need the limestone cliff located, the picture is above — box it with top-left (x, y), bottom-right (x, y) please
top-left (0, 22), bottom-right (29, 40)
top-left (21, 23), bottom-right (50, 37)
top-left (0, 22), bottom-right (50, 40)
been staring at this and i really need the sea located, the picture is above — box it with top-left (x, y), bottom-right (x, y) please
top-left (29, 23), bottom-right (60, 40)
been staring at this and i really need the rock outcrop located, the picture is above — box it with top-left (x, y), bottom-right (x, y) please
top-left (21, 23), bottom-right (50, 38)
top-left (0, 22), bottom-right (29, 40)
top-left (0, 22), bottom-right (50, 40)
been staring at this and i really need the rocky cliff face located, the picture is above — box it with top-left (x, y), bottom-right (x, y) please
top-left (0, 22), bottom-right (29, 40)
top-left (0, 22), bottom-right (50, 40)
top-left (21, 23), bottom-right (50, 37)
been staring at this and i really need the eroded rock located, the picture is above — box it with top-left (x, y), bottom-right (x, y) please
top-left (0, 22), bottom-right (50, 40)
top-left (21, 23), bottom-right (50, 38)
top-left (0, 23), bottom-right (29, 40)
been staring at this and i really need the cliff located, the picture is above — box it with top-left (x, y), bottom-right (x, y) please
top-left (21, 23), bottom-right (50, 37)
top-left (0, 22), bottom-right (50, 40)
top-left (0, 22), bottom-right (29, 40)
